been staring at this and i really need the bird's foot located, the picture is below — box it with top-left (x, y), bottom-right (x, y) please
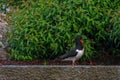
top-left (72, 61), bottom-right (77, 67)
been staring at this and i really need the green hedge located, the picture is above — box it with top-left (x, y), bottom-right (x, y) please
top-left (6, 0), bottom-right (120, 60)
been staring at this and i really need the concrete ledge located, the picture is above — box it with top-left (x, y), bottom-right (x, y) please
top-left (0, 65), bottom-right (120, 80)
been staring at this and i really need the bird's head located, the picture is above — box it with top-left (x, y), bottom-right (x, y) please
top-left (75, 35), bottom-right (84, 45)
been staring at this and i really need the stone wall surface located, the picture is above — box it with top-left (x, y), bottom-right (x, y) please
top-left (0, 48), bottom-right (8, 60)
top-left (0, 13), bottom-right (8, 60)
top-left (0, 65), bottom-right (120, 80)
top-left (0, 13), bottom-right (8, 41)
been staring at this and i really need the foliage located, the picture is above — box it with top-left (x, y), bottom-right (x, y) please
top-left (4, 0), bottom-right (120, 60)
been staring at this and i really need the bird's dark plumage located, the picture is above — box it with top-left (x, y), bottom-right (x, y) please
top-left (59, 48), bottom-right (77, 59)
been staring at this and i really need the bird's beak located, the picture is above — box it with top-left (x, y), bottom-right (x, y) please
top-left (80, 39), bottom-right (84, 44)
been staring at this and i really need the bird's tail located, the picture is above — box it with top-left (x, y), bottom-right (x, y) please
top-left (54, 56), bottom-right (62, 61)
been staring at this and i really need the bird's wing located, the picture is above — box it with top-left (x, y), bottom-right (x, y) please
top-left (60, 49), bottom-right (77, 59)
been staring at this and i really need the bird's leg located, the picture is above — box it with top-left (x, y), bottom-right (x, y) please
top-left (72, 61), bottom-right (76, 66)
top-left (72, 61), bottom-right (74, 66)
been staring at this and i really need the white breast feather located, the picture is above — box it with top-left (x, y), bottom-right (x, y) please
top-left (75, 48), bottom-right (84, 60)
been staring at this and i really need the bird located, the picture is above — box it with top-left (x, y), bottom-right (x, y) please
top-left (55, 35), bottom-right (84, 66)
